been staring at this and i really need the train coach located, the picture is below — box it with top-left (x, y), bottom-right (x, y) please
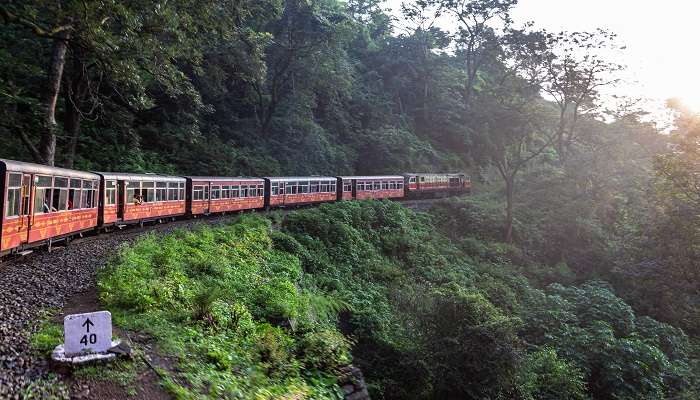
top-left (94, 172), bottom-right (186, 226)
top-left (1, 159), bottom-right (100, 255)
top-left (264, 176), bottom-right (337, 208)
top-left (186, 176), bottom-right (265, 215)
top-left (337, 176), bottom-right (405, 201)
top-left (403, 173), bottom-right (471, 198)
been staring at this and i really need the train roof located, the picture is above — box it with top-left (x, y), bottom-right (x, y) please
top-left (337, 175), bottom-right (404, 180)
top-left (94, 172), bottom-right (186, 183)
top-left (185, 176), bottom-right (263, 182)
top-left (265, 176), bottom-right (337, 182)
top-left (0, 159), bottom-right (99, 180)
top-left (402, 172), bottom-right (468, 177)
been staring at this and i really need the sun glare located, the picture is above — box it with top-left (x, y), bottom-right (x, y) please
top-left (678, 95), bottom-right (700, 115)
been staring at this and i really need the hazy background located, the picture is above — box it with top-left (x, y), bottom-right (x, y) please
top-left (386, 0), bottom-right (700, 120)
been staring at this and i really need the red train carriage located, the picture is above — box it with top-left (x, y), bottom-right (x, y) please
top-left (402, 173), bottom-right (471, 198)
top-left (94, 173), bottom-right (186, 226)
top-left (1, 159), bottom-right (99, 255)
top-left (264, 177), bottom-right (337, 208)
top-left (336, 176), bottom-right (405, 200)
top-left (186, 176), bottom-right (264, 215)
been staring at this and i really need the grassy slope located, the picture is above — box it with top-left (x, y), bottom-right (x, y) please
top-left (84, 200), bottom-right (698, 399)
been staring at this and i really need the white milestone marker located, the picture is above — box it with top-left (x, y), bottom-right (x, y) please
top-left (64, 311), bottom-right (113, 356)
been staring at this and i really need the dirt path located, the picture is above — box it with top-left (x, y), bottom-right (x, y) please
top-left (0, 215), bottom-right (239, 399)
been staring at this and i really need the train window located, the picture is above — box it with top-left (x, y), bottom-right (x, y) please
top-left (373, 181), bottom-right (381, 190)
top-left (141, 181), bottom-right (155, 203)
top-left (33, 175), bottom-right (54, 214)
top-left (230, 185), bottom-right (238, 198)
top-left (36, 175), bottom-right (52, 187)
top-left (105, 181), bottom-right (117, 205)
top-left (81, 180), bottom-right (93, 208)
top-left (53, 177), bottom-right (68, 211)
top-left (179, 182), bottom-right (185, 200)
top-left (54, 177), bottom-right (68, 187)
top-left (397, 181), bottom-right (404, 189)
top-left (167, 182), bottom-right (177, 201)
top-left (381, 181), bottom-right (388, 190)
top-left (126, 181), bottom-right (139, 203)
top-left (241, 185), bottom-right (250, 197)
top-left (203, 185), bottom-right (209, 200)
top-left (193, 185), bottom-right (204, 201)
top-left (330, 181), bottom-right (336, 193)
top-left (156, 182), bottom-right (167, 202)
top-left (343, 182), bottom-right (351, 192)
top-left (310, 181), bottom-right (319, 193)
top-left (220, 186), bottom-right (229, 199)
top-left (211, 186), bottom-right (221, 200)
top-left (5, 173), bottom-right (22, 218)
top-left (8, 173), bottom-right (21, 187)
top-left (271, 182), bottom-right (279, 196)
top-left (299, 181), bottom-right (308, 194)
top-left (34, 189), bottom-right (50, 214)
top-left (288, 182), bottom-right (298, 195)
top-left (257, 184), bottom-right (264, 196)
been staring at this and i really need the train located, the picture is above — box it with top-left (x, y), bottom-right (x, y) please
top-left (0, 159), bottom-right (470, 256)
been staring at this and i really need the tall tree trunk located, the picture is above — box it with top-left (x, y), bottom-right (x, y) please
top-left (504, 175), bottom-right (515, 243)
top-left (63, 88), bottom-right (81, 168)
top-left (63, 49), bottom-right (86, 168)
top-left (39, 31), bottom-right (70, 166)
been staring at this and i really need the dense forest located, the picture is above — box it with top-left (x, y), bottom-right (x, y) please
top-left (3, 0), bottom-right (700, 398)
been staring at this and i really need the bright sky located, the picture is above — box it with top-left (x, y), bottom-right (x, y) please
top-left (385, 0), bottom-right (700, 116)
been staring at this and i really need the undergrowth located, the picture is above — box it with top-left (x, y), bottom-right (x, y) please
top-left (98, 216), bottom-right (350, 399)
top-left (96, 201), bottom-right (699, 399)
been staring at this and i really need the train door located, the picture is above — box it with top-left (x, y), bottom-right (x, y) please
top-left (205, 183), bottom-right (211, 214)
top-left (20, 174), bottom-right (31, 244)
top-left (7, 173), bottom-right (34, 248)
top-left (117, 180), bottom-right (125, 220)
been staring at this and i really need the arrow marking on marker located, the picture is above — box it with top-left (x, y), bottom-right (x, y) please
top-left (82, 318), bottom-right (94, 333)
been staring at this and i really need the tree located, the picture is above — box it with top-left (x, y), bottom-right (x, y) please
top-left (1, 3), bottom-right (72, 165)
top-left (433, 0), bottom-right (517, 109)
top-left (540, 29), bottom-right (625, 163)
top-left (468, 28), bottom-right (556, 243)
top-left (472, 84), bottom-right (555, 242)
top-left (1, 0), bottom-right (269, 166)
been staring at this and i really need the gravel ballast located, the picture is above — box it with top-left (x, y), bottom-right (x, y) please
top-left (0, 216), bottom-right (239, 398)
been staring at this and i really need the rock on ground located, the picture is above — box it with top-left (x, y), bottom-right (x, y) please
top-left (0, 216), bottom-right (238, 398)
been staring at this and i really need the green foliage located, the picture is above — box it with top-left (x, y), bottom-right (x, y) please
top-left (98, 216), bottom-right (350, 398)
top-left (29, 316), bottom-right (62, 356)
top-left (517, 348), bottom-right (588, 400)
top-left (96, 200), bottom-right (699, 399)
top-left (277, 201), bottom-right (699, 399)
